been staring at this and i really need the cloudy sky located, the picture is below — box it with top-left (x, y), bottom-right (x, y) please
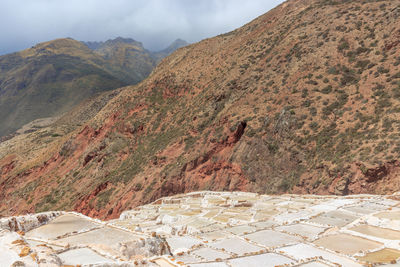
top-left (0, 0), bottom-right (284, 55)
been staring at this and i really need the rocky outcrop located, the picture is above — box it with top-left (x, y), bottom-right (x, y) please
top-left (0, 212), bottom-right (62, 232)
top-left (119, 237), bottom-right (171, 259)
top-left (364, 161), bottom-right (400, 183)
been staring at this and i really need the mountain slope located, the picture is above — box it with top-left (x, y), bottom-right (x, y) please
top-left (0, 38), bottom-right (127, 137)
top-left (83, 37), bottom-right (157, 84)
top-left (84, 37), bottom-right (189, 79)
top-left (1, 0), bottom-right (400, 219)
top-left (0, 37), bottom-right (188, 137)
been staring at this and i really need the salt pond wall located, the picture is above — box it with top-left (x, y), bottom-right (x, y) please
top-left (0, 211), bottom-right (62, 232)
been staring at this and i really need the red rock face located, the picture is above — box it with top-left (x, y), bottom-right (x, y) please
top-left (1, 0), bottom-right (400, 219)
top-left (385, 29), bottom-right (400, 51)
top-left (347, 161), bottom-right (400, 195)
top-left (0, 156), bottom-right (16, 176)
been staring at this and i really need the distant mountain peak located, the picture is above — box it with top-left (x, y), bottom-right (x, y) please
top-left (108, 37), bottom-right (138, 44)
top-left (83, 37), bottom-right (144, 51)
top-left (32, 38), bottom-right (84, 50)
top-left (172, 38), bottom-right (188, 45)
top-left (160, 39), bottom-right (189, 54)
top-left (22, 38), bottom-right (92, 58)
top-left (149, 38), bottom-right (189, 63)
top-left (103, 37), bottom-right (143, 48)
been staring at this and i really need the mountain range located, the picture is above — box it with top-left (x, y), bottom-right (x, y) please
top-left (0, 37), bottom-right (188, 137)
top-left (0, 0), bottom-right (399, 219)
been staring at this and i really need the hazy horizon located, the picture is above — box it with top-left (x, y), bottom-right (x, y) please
top-left (0, 0), bottom-right (284, 55)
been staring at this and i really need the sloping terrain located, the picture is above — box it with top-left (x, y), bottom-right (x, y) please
top-left (1, 0), bottom-right (400, 219)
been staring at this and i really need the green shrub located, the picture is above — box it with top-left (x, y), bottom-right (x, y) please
top-left (321, 85), bottom-right (332, 94)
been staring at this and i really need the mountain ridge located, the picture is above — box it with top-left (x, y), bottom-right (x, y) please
top-left (0, 37), bottom-right (128, 137)
top-left (0, 37), bottom-right (188, 137)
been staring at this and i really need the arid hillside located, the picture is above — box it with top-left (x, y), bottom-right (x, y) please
top-left (1, 0), bottom-right (399, 219)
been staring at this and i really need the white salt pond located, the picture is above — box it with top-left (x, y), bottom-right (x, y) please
top-left (1, 191), bottom-right (400, 266)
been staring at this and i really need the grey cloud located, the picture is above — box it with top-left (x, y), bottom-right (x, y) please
top-left (0, 0), bottom-right (284, 55)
